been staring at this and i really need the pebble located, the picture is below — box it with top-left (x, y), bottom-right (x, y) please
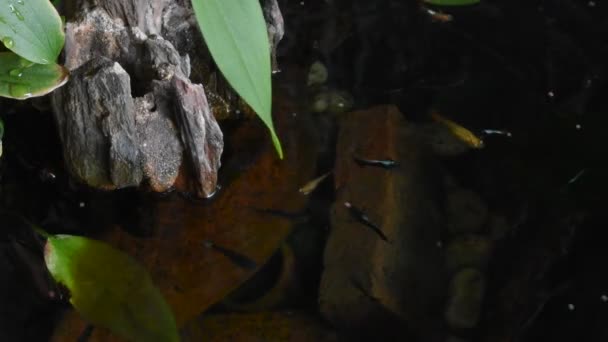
top-left (445, 235), bottom-right (493, 275)
top-left (445, 268), bottom-right (485, 330)
top-left (307, 61), bottom-right (328, 87)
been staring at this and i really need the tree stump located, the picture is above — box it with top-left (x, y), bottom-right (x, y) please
top-left (52, 0), bottom-right (284, 197)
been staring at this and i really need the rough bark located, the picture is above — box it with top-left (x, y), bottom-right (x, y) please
top-left (52, 0), bottom-right (284, 196)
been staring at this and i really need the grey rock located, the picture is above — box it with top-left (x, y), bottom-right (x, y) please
top-left (68, 0), bottom-right (170, 34)
top-left (445, 235), bottom-right (494, 275)
top-left (263, 0), bottom-right (285, 73)
top-left (140, 35), bottom-right (191, 80)
top-left (134, 91), bottom-right (182, 192)
top-left (54, 1), bottom-right (286, 196)
top-left (445, 268), bottom-right (485, 330)
top-left (52, 57), bottom-right (142, 189)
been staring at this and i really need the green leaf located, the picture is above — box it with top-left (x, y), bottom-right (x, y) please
top-left (0, 0), bottom-right (65, 64)
top-left (192, 0), bottom-right (283, 158)
top-left (0, 52), bottom-right (68, 99)
top-left (424, 0), bottom-right (480, 5)
top-left (44, 235), bottom-right (179, 342)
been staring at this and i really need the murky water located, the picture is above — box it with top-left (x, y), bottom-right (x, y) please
top-left (1, 0), bottom-right (608, 341)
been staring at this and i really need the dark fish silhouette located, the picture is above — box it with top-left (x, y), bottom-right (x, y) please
top-left (203, 240), bottom-right (257, 271)
top-left (349, 276), bottom-right (380, 302)
top-left (344, 202), bottom-right (388, 242)
top-left (353, 155), bottom-right (399, 169)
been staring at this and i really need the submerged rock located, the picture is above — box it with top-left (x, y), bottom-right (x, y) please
top-left (445, 235), bottom-right (494, 275)
top-left (445, 268), bottom-right (485, 330)
top-left (320, 105), bottom-right (446, 338)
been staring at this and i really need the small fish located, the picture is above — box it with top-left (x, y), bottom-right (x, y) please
top-left (349, 276), bottom-right (380, 302)
top-left (344, 202), bottom-right (388, 242)
top-left (203, 240), bottom-right (257, 271)
top-left (430, 111), bottom-right (484, 149)
top-left (480, 129), bottom-right (513, 138)
top-left (424, 8), bottom-right (453, 23)
top-left (39, 169), bottom-right (57, 182)
top-left (353, 155), bottom-right (399, 169)
top-left (299, 171), bottom-right (332, 195)
top-left (567, 169), bottom-right (586, 185)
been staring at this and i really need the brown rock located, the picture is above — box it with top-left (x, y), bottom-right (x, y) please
top-left (445, 235), bottom-right (494, 275)
top-left (53, 8), bottom-right (222, 196)
top-left (320, 105), bottom-right (446, 338)
top-left (134, 91), bottom-right (183, 192)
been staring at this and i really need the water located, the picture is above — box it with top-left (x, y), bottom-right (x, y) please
top-left (1, 0), bottom-right (608, 340)
top-left (2, 36), bottom-right (14, 49)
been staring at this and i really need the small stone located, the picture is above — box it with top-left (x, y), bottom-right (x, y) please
top-left (445, 268), bottom-right (485, 330)
top-left (445, 235), bottom-right (493, 274)
top-left (311, 92), bottom-right (329, 113)
top-left (327, 90), bottom-right (353, 114)
top-left (311, 89), bottom-right (353, 114)
top-left (308, 61), bottom-right (328, 87)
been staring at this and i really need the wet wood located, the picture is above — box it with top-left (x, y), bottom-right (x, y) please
top-left (52, 0), bottom-right (284, 197)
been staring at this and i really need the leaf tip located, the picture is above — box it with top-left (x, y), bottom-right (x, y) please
top-left (270, 128), bottom-right (283, 159)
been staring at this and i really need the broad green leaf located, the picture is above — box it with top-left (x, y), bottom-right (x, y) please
top-left (0, 52), bottom-right (68, 99)
top-left (424, 0), bottom-right (480, 5)
top-left (44, 235), bottom-right (179, 342)
top-left (192, 0), bottom-right (283, 158)
top-left (0, 0), bottom-right (64, 64)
